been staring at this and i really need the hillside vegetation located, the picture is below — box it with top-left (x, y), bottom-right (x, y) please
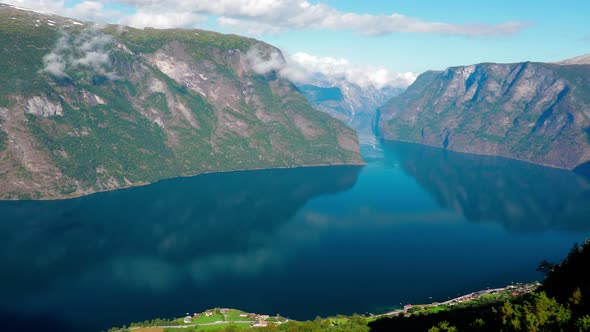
top-left (0, 4), bottom-right (362, 199)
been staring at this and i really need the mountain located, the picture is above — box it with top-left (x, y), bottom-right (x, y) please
top-left (376, 58), bottom-right (590, 169)
top-left (556, 53), bottom-right (590, 65)
top-left (0, 4), bottom-right (363, 200)
top-left (298, 80), bottom-right (402, 143)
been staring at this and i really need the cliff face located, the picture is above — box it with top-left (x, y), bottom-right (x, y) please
top-left (0, 4), bottom-right (362, 200)
top-left (299, 82), bottom-right (402, 143)
top-left (377, 59), bottom-right (590, 169)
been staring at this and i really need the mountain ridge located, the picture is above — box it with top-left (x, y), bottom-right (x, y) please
top-left (0, 3), bottom-right (363, 200)
top-left (377, 58), bottom-right (590, 169)
top-left (556, 53), bottom-right (590, 65)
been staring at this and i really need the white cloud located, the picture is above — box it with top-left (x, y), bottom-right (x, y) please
top-left (72, 51), bottom-right (109, 68)
top-left (110, 0), bottom-right (527, 37)
top-left (287, 52), bottom-right (417, 89)
top-left (41, 51), bottom-right (67, 77)
top-left (247, 45), bottom-right (416, 89)
top-left (40, 31), bottom-right (117, 78)
top-left (217, 17), bottom-right (283, 35)
top-left (121, 10), bottom-right (208, 29)
top-left (4, 0), bottom-right (120, 23)
top-left (246, 44), bottom-right (286, 75)
top-left (8, 0), bottom-right (527, 37)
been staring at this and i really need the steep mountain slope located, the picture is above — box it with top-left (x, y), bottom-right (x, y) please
top-left (299, 81), bottom-right (402, 143)
top-left (377, 59), bottom-right (590, 169)
top-left (0, 4), bottom-right (363, 199)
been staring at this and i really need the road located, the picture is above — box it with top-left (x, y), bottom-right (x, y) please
top-left (127, 320), bottom-right (264, 330)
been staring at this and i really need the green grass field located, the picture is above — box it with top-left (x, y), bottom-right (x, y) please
top-left (225, 309), bottom-right (255, 322)
top-left (196, 323), bottom-right (252, 330)
top-left (193, 314), bottom-right (225, 324)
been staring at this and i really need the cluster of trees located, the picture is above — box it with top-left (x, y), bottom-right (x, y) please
top-left (371, 240), bottom-right (590, 332)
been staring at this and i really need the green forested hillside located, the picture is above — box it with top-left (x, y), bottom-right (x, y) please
top-left (370, 240), bottom-right (590, 332)
top-left (0, 3), bottom-right (362, 200)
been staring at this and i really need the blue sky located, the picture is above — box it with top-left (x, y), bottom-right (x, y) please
top-left (257, 0), bottom-right (590, 72)
top-left (7, 0), bottom-right (590, 87)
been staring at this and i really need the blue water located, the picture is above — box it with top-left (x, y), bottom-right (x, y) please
top-left (0, 141), bottom-right (588, 331)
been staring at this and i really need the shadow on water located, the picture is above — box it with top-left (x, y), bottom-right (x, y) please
top-left (575, 160), bottom-right (590, 180)
top-left (0, 166), bottom-right (361, 332)
top-left (575, 127), bottom-right (590, 179)
top-left (384, 140), bottom-right (590, 232)
top-left (0, 311), bottom-right (77, 332)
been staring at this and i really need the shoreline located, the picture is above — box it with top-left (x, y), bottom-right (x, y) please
top-left (0, 161), bottom-right (367, 202)
top-left (110, 282), bottom-right (542, 331)
top-left (374, 281), bottom-right (541, 318)
top-left (379, 137), bottom-right (580, 171)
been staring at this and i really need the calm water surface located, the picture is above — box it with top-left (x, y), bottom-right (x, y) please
top-left (1, 141), bottom-right (589, 331)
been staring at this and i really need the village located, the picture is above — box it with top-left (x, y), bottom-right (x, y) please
top-left (182, 308), bottom-right (282, 327)
top-left (379, 282), bottom-right (541, 318)
top-left (128, 308), bottom-right (288, 332)
top-left (120, 282), bottom-right (541, 332)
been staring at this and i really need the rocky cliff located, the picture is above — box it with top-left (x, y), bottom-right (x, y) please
top-left (299, 81), bottom-right (402, 143)
top-left (377, 58), bottom-right (590, 169)
top-left (0, 4), bottom-right (363, 199)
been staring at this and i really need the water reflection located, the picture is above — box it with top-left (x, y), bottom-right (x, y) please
top-left (0, 166), bottom-right (361, 331)
top-left (1, 143), bottom-right (589, 332)
top-left (386, 141), bottom-right (590, 232)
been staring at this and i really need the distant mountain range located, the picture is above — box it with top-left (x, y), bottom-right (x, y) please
top-left (556, 54), bottom-right (590, 65)
top-left (298, 80), bottom-right (403, 143)
top-left (377, 55), bottom-right (590, 170)
top-left (0, 3), bottom-right (362, 200)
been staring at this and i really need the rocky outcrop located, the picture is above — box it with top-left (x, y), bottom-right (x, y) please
top-left (377, 60), bottom-right (590, 169)
top-left (0, 4), bottom-right (363, 199)
top-left (24, 96), bottom-right (63, 117)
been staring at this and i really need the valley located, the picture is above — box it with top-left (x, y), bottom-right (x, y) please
top-left (0, 2), bottom-right (589, 332)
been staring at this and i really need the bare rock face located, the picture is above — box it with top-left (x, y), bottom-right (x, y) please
top-left (377, 60), bottom-right (590, 169)
top-left (0, 4), bottom-right (362, 200)
top-left (24, 96), bottom-right (63, 117)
